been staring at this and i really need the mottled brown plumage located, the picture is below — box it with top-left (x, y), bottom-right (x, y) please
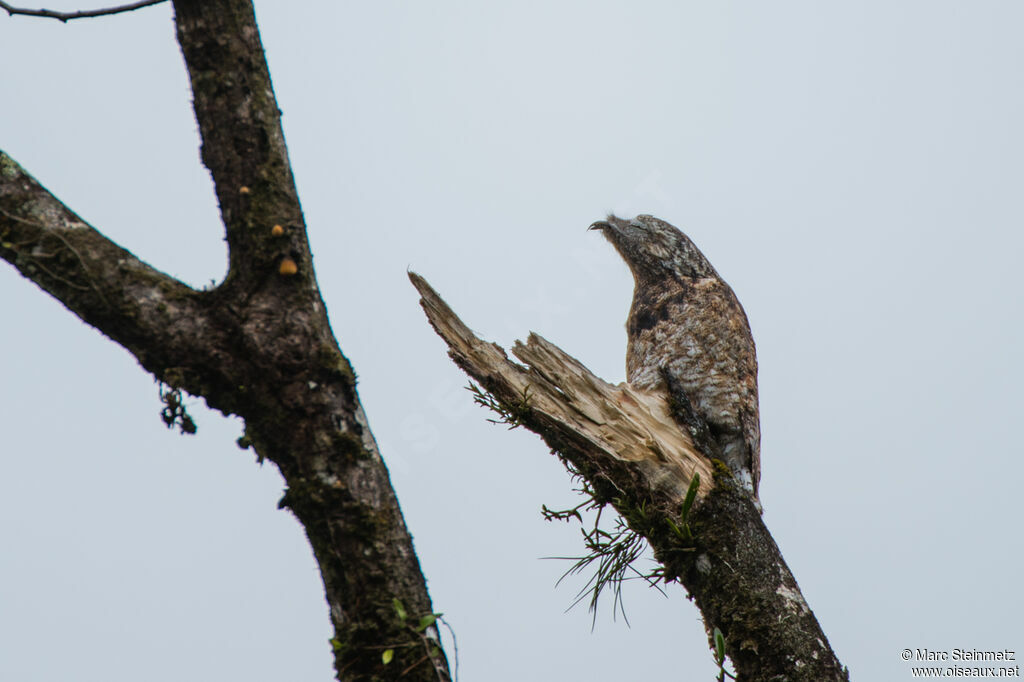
top-left (591, 214), bottom-right (761, 498)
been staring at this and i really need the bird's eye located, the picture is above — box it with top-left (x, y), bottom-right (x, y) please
top-left (630, 219), bottom-right (645, 230)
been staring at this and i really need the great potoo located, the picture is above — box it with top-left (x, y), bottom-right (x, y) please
top-left (590, 214), bottom-right (761, 499)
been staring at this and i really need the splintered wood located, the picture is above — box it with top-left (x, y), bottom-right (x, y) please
top-left (409, 272), bottom-right (713, 503)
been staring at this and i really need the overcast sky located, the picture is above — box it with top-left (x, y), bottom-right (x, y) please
top-left (2, 2), bottom-right (1022, 680)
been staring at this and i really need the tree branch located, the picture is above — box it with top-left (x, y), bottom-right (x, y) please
top-left (410, 271), bottom-right (714, 504)
top-left (167, 2), bottom-right (451, 675)
top-left (2, 0), bottom-right (452, 678)
top-left (171, 0), bottom-right (308, 295)
top-left (0, 151), bottom-right (213, 377)
top-left (0, 0), bottom-right (166, 22)
top-left (410, 272), bottom-right (849, 682)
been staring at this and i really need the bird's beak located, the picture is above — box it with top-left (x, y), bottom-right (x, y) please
top-left (588, 220), bottom-right (610, 231)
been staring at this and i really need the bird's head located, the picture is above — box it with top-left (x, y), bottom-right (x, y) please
top-left (589, 214), bottom-right (717, 283)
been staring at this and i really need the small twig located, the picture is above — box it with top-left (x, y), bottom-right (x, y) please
top-left (0, 0), bottom-right (166, 22)
top-left (0, 207), bottom-right (113, 307)
top-left (398, 653), bottom-right (431, 679)
top-left (438, 617), bottom-right (459, 682)
top-left (41, 228), bottom-right (113, 308)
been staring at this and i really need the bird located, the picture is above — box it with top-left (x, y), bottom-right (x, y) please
top-left (589, 214), bottom-right (761, 500)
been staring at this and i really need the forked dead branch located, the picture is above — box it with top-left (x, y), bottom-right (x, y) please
top-left (410, 272), bottom-right (714, 504)
top-left (410, 271), bottom-right (849, 682)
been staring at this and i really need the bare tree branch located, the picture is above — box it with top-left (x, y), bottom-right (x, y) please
top-left (410, 272), bottom-right (849, 682)
top-left (410, 271), bottom-right (715, 503)
top-left (0, 151), bottom-right (213, 373)
top-left (2, 0), bottom-right (452, 678)
top-left (0, 0), bottom-right (165, 22)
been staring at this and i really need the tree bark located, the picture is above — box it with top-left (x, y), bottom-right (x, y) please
top-left (410, 272), bottom-right (849, 682)
top-left (0, 2), bottom-right (449, 680)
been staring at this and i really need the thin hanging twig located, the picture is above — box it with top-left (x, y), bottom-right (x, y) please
top-left (0, 0), bottom-right (166, 22)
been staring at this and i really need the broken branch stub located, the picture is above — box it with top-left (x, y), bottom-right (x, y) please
top-left (408, 271), bottom-right (713, 504)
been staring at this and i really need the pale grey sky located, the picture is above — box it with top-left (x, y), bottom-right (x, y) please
top-left (2, 2), bottom-right (1022, 680)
